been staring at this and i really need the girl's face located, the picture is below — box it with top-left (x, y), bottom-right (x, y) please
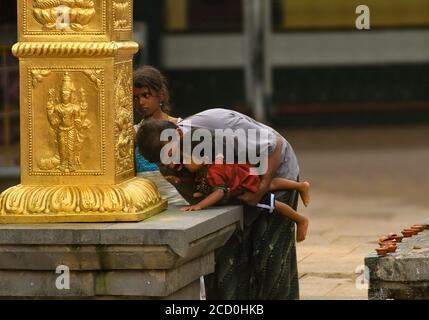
top-left (133, 86), bottom-right (162, 119)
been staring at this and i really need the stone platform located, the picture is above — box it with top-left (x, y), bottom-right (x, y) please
top-left (0, 205), bottom-right (242, 299)
top-left (365, 221), bottom-right (429, 300)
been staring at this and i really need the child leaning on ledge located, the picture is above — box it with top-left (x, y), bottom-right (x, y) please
top-left (173, 152), bottom-right (311, 243)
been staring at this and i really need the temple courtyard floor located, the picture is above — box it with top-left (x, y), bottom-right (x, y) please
top-left (283, 124), bottom-right (429, 299)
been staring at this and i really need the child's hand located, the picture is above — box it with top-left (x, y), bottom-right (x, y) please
top-left (180, 205), bottom-right (203, 212)
top-left (165, 175), bottom-right (181, 185)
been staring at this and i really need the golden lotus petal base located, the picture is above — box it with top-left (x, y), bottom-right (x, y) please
top-left (0, 177), bottom-right (167, 224)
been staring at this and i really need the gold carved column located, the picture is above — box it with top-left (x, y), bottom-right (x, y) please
top-left (0, 0), bottom-right (167, 223)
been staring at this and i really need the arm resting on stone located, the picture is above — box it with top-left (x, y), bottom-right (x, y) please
top-left (180, 189), bottom-right (225, 211)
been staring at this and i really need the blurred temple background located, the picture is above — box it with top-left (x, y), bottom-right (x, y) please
top-left (1, 0), bottom-right (429, 299)
top-left (1, 0), bottom-right (429, 184)
top-left (132, 0), bottom-right (429, 126)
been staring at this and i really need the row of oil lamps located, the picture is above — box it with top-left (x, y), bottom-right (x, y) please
top-left (376, 224), bottom-right (429, 256)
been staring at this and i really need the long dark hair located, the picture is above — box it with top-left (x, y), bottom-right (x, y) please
top-left (133, 65), bottom-right (171, 113)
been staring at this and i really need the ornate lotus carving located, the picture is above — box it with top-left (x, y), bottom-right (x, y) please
top-left (113, 0), bottom-right (130, 29)
top-left (32, 0), bottom-right (96, 31)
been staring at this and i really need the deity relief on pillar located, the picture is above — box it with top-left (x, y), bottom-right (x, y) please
top-left (29, 69), bottom-right (103, 177)
top-left (114, 62), bottom-right (134, 175)
top-left (40, 72), bottom-right (91, 173)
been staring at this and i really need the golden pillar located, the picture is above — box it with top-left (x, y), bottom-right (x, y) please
top-left (0, 0), bottom-right (167, 223)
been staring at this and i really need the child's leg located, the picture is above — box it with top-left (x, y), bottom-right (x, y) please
top-left (270, 178), bottom-right (311, 207)
top-left (193, 192), bottom-right (205, 198)
top-left (275, 200), bottom-right (309, 243)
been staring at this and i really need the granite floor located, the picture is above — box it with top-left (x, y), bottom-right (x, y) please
top-left (283, 124), bottom-right (429, 300)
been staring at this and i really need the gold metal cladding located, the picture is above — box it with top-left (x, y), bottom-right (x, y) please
top-left (19, 0), bottom-right (133, 41)
top-left (114, 61), bottom-right (134, 176)
top-left (113, 0), bottom-right (132, 30)
top-left (21, 0), bottom-right (107, 39)
top-left (0, 178), bottom-right (168, 223)
top-left (44, 72), bottom-right (92, 173)
top-left (27, 67), bottom-right (105, 178)
top-left (12, 42), bottom-right (139, 58)
top-left (0, 0), bottom-right (167, 223)
top-left (32, 0), bottom-right (96, 31)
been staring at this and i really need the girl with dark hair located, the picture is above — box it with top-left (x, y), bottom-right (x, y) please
top-left (133, 65), bottom-right (182, 173)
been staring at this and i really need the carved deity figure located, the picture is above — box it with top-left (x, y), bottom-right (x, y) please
top-left (114, 71), bottom-right (133, 173)
top-left (46, 72), bottom-right (91, 172)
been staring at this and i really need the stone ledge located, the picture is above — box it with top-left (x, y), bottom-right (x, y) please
top-left (0, 205), bottom-right (243, 257)
top-left (0, 205), bottom-right (242, 298)
top-left (365, 230), bottom-right (429, 282)
top-left (0, 270), bottom-right (95, 297)
top-left (0, 254), bottom-right (212, 297)
top-left (365, 228), bottom-right (429, 300)
top-left (0, 224), bottom-right (236, 270)
top-left (95, 254), bottom-right (213, 297)
top-left (368, 280), bottom-right (429, 300)
top-left (0, 280), bottom-right (201, 300)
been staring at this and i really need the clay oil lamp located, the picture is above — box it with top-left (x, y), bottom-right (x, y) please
top-left (388, 239), bottom-right (397, 245)
top-left (392, 235), bottom-right (403, 243)
top-left (378, 237), bottom-right (396, 247)
top-left (404, 228), bottom-right (419, 235)
top-left (376, 247), bottom-right (388, 256)
top-left (386, 244), bottom-right (397, 253)
top-left (410, 229), bottom-right (419, 235)
top-left (411, 225), bottom-right (425, 232)
top-left (388, 233), bottom-right (403, 243)
top-left (401, 230), bottom-right (413, 237)
top-left (378, 235), bottom-right (390, 245)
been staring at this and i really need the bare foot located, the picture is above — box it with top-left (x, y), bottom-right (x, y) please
top-left (298, 181), bottom-right (310, 207)
top-left (296, 216), bottom-right (309, 243)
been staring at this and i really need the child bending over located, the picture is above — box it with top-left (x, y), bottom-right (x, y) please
top-left (178, 158), bottom-right (310, 242)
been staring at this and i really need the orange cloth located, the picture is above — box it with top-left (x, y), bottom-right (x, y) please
top-left (206, 163), bottom-right (260, 197)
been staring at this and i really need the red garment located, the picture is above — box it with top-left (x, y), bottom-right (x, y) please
top-left (206, 163), bottom-right (260, 197)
